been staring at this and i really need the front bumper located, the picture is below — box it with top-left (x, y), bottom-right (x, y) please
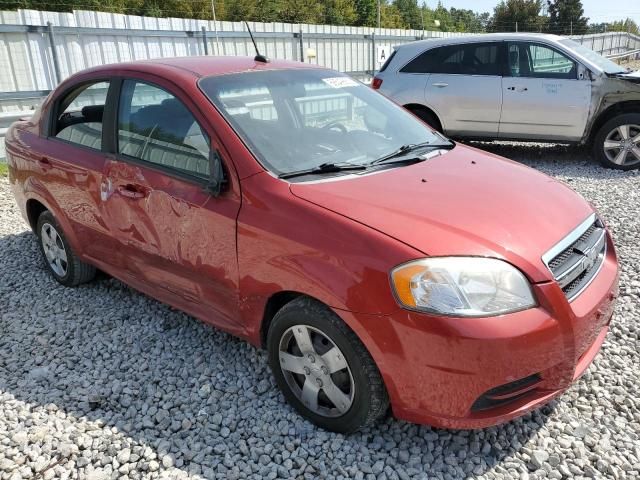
top-left (341, 236), bottom-right (619, 429)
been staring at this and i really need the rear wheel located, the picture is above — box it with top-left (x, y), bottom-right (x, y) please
top-left (267, 297), bottom-right (388, 433)
top-left (593, 113), bottom-right (640, 170)
top-left (408, 106), bottom-right (443, 133)
top-left (36, 211), bottom-right (96, 286)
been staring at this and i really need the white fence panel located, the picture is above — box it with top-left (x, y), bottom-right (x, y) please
top-left (2, 9), bottom-right (640, 159)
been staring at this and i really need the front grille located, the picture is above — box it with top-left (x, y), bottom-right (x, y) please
top-left (542, 214), bottom-right (606, 301)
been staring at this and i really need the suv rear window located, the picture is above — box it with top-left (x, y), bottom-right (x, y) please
top-left (401, 42), bottom-right (501, 76)
top-left (379, 50), bottom-right (397, 72)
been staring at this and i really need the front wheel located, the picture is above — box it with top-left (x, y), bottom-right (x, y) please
top-left (593, 114), bottom-right (640, 170)
top-left (267, 297), bottom-right (389, 433)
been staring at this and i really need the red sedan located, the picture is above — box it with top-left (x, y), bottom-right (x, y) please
top-left (5, 56), bottom-right (618, 433)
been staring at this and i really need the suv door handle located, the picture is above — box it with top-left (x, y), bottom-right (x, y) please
top-left (433, 82), bottom-right (448, 88)
top-left (507, 86), bottom-right (528, 92)
top-left (118, 184), bottom-right (147, 199)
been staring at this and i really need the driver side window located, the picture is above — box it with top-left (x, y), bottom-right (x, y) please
top-left (508, 42), bottom-right (577, 79)
top-left (117, 80), bottom-right (211, 178)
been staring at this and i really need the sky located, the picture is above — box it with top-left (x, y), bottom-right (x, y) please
top-left (434, 0), bottom-right (640, 25)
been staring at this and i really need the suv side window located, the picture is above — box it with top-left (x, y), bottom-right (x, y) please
top-left (117, 80), bottom-right (211, 178)
top-left (54, 81), bottom-right (109, 150)
top-left (507, 42), bottom-right (577, 79)
top-left (401, 42), bottom-right (501, 76)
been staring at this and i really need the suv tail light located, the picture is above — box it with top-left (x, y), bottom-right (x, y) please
top-left (371, 77), bottom-right (383, 89)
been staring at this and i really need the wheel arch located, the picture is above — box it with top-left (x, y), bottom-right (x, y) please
top-left (26, 198), bottom-right (48, 232)
top-left (403, 103), bottom-right (443, 132)
top-left (588, 100), bottom-right (640, 144)
top-left (21, 180), bottom-right (83, 255)
top-left (259, 290), bottom-right (307, 348)
top-left (259, 292), bottom-right (398, 411)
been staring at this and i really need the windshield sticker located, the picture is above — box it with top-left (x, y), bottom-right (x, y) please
top-left (322, 77), bottom-right (360, 89)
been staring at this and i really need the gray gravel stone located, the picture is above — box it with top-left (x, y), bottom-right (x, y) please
top-left (1, 144), bottom-right (640, 479)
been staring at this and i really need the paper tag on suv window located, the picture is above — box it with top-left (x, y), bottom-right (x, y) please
top-left (322, 77), bottom-right (360, 89)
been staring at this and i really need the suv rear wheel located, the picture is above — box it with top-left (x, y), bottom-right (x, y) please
top-left (408, 106), bottom-right (443, 133)
top-left (267, 297), bottom-right (388, 433)
top-left (593, 113), bottom-right (640, 170)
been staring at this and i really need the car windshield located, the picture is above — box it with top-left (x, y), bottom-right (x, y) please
top-left (559, 39), bottom-right (627, 74)
top-left (199, 69), bottom-right (443, 176)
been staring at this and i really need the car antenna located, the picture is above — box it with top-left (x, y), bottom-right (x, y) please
top-left (244, 21), bottom-right (269, 63)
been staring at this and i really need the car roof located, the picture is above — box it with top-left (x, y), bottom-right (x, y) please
top-left (395, 32), bottom-right (565, 51)
top-left (79, 56), bottom-right (323, 79)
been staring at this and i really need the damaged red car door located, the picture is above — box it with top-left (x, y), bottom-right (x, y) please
top-left (99, 77), bottom-right (242, 331)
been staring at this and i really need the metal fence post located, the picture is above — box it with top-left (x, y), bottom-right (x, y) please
top-left (201, 26), bottom-right (209, 55)
top-left (371, 32), bottom-right (376, 76)
top-left (46, 22), bottom-right (62, 85)
top-left (298, 29), bottom-right (304, 62)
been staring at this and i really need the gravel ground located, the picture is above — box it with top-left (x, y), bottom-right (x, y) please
top-left (0, 144), bottom-right (639, 480)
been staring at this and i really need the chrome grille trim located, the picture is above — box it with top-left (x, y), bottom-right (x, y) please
top-left (542, 213), bottom-right (607, 302)
top-left (541, 214), bottom-right (597, 266)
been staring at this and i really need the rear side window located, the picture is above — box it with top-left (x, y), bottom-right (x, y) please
top-left (379, 50), bottom-right (397, 72)
top-left (117, 80), bottom-right (211, 179)
top-left (401, 42), bottom-right (501, 76)
top-left (53, 81), bottom-right (109, 150)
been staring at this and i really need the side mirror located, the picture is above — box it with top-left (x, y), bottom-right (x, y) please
top-left (206, 150), bottom-right (227, 197)
top-left (577, 64), bottom-right (591, 81)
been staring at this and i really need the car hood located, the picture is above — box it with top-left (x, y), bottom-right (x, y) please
top-left (290, 145), bottom-right (594, 283)
top-left (609, 70), bottom-right (640, 84)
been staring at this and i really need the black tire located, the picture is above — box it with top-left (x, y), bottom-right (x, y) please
top-left (409, 106), bottom-right (443, 133)
top-left (36, 210), bottom-right (96, 287)
top-left (267, 297), bottom-right (389, 433)
top-left (592, 113), bottom-right (640, 170)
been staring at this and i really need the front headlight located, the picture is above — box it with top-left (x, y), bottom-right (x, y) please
top-left (390, 257), bottom-right (536, 317)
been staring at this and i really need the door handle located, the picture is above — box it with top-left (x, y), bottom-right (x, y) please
top-left (118, 184), bottom-right (147, 199)
top-left (432, 82), bottom-right (448, 88)
top-left (38, 157), bottom-right (52, 168)
top-left (507, 86), bottom-right (528, 92)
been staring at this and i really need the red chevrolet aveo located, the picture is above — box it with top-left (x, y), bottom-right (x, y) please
top-left (6, 56), bottom-right (618, 433)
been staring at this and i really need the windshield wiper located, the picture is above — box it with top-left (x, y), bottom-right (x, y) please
top-left (278, 162), bottom-right (367, 179)
top-left (370, 141), bottom-right (454, 165)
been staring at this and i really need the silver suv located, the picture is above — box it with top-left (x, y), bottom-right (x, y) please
top-left (373, 33), bottom-right (640, 169)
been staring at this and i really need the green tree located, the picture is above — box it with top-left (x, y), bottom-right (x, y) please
top-left (547, 0), bottom-right (589, 35)
top-left (354, 0), bottom-right (377, 26)
top-left (611, 18), bottom-right (639, 34)
top-left (224, 0), bottom-right (258, 21)
top-left (489, 0), bottom-right (544, 32)
top-left (278, 0), bottom-right (324, 24)
top-left (380, 3), bottom-right (405, 28)
top-left (324, 0), bottom-right (358, 25)
top-left (432, 2), bottom-right (455, 31)
top-left (449, 8), bottom-right (491, 32)
top-left (590, 18), bottom-right (639, 35)
top-left (393, 0), bottom-right (421, 29)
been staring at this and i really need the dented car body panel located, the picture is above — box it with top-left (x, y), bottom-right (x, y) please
top-left (375, 33), bottom-right (640, 150)
top-left (584, 73), bottom-right (640, 141)
top-left (5, 57), bottom-right (620, 429)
